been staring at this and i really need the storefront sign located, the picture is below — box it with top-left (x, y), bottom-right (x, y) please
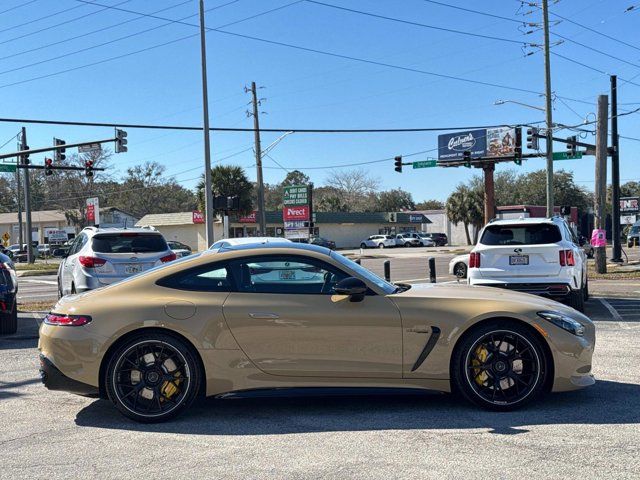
top-left (409, 214), bottom-right (425, 223)
top-left (86, 197), bottom-right (99, 225)
top-left (283, 185), bottom-right (310, 206)
top-left (238, 212), bottom-right (257, 223)
top-left (284, 228), bottom-right (310, 240)
top-left (192, 211), bottom-right (204, 224)
top-left (620, 197), bottom-right (639, 214)
top-left (283, 205), bottom-right (310, 221)
top-left (621, 215), bottom-right (637, 225)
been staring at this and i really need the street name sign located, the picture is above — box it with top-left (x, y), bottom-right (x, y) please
top-left (0, 164), bottom-right (16, 173)
top-left (412, 160), bottom-right (437, 169)
top-left (553, 151), bottom-right (583, 161)
top-left (78, 143), bottom-right (102, 153)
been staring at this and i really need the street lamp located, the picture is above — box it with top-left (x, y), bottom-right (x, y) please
top-left (494, 99), bottom-right (545, 112)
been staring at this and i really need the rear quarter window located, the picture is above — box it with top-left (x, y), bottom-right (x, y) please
top-left (92, 234), bottom-right (168, 253)
top-left (480, 224), bottom-right (562, 245)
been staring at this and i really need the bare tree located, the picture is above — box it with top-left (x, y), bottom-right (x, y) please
top-left (324, 169), bottom-right (380, 211)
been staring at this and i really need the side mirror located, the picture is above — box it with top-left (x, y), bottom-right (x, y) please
top-left (333, 277), bottom-right (368, 302)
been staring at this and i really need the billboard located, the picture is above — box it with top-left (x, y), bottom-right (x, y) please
top-left (438, 127), bottom-right (520, 161)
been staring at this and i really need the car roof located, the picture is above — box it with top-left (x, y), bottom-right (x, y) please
top-left (212, 237), bottom-right (292, 246)
top-left (219, 241), bottom-right (331, 255)
top-left (82, 227), bottom-right (162, 236)
top-left (487, 217), bottom-right (561, 226)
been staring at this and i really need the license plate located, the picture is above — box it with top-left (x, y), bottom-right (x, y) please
top-left (279, 270), bottom-right (296, 280)
top-left (509, 255), bottom-right (529, 266)
top-left (125, 264), bottom-right (143, 274)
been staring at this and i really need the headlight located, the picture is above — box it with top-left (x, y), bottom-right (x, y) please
top-left (537, 311), bottom-right (585, 336)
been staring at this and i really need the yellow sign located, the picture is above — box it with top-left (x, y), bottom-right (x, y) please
top-left (1, 232), bottom-right (9, 246)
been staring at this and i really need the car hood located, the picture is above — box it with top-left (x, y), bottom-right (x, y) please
top-left (393, 282), bottom-right (584, 315)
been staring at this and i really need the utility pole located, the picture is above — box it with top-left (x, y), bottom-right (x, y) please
top-left (15, 144), bottom-right (23, 248)
top-left (610, 75), bottom-right (622, 262)
top-left (198, 0), bottom-right (215, 246)
top-left (594, 95), bottom-right (608, 274)
top-left (20, 127), bottom-right (34, 263)
top-left (483, 164), bottom-right (495, 225)
top-left (542, 0), bottom-right (555, 217)
top-left (251, 81), bottom-right (267, 235)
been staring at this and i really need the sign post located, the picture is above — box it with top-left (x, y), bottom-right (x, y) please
top-left (283, 185), bottom-right (312, 240)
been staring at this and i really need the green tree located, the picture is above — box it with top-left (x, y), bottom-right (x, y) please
top-left (281, 170), bottom-right (310, 187)
top-left (197, 165), bottom-right (253, 214)
top-left (415, 199), bottom-right (444, 210)
top-left (446, 184), bottom-right (483, 245)
top-left (376, 189), bottom-right (415, 212)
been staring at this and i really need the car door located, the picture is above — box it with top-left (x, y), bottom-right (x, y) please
top-left (222, 254), bottom-right (403, 378)
top-left (60, 236), bottom-right (80, 293)
top-left (64, 235), bottom-right (86, 292)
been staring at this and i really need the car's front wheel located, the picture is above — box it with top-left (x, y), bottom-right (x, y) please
top-left (452, 322), bottom-right (549, 411)
top-left (105, 333), bottom-right (202, 423)
top-left (378, 243), bottom-right (385, 249)
top-left (568, 286), bottom-right (585, 312)
top-left (360, 243), bottom-right (367, 249)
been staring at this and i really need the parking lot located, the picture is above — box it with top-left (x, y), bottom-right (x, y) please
top-left (2, 277), bottom-right (639, 479)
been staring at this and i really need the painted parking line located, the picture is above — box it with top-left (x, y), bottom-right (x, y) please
top-left (598, 298), bottom-right (623, 321)
top-left (19, 279), bottom-right (57, 285)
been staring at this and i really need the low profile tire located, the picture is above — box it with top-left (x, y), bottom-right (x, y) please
top-left (454, 262), bottom-right (467, 279)
top-left (378, 243), bottom-right (385, 249)
top-left (583, 276), bottom-right (590, 302)
top-left (587, 248), bottom-right (594, 259)
top-left (360, 243), bottom-right (367, 249)
top-left (568, 286), bottom-right (585, 312)
top-left (451, 321), bottom-right (549, 411)
top-left (105, 333), bottom-right (202, 423)
top-left (0, 301), bottom-right (18, 335)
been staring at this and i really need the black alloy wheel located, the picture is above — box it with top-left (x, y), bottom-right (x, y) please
top-left (454, 262), bottom-right (467, 279)
top-left (106, 334), bottom-right (201, 422)
top-left (452, 323), bottom-right (548, 410)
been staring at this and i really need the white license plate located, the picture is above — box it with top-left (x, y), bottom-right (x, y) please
top-left (125, 264), bottom-right (143, 274)
top-left (509, 255), bottom-right (529, 266)
top-left (279, 270), bottom-right (296, 280)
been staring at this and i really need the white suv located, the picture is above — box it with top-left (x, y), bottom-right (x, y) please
top-left (468, 216), bottom-right (588, 312)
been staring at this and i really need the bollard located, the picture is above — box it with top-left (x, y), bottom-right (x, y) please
top-left (428, 257), bottom-right (436, 283)
top-left (384, 260), bottom-right (391, 282)
top-left (355, 258), bottom-right (361, 265)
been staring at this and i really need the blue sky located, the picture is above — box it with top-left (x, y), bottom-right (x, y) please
top-left (0, 0), bottom-right (639, 204)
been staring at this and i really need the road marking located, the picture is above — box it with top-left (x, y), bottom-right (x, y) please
top-left (599, 298), bottom-right (623, 322)
top-left (19, 279), bottom-right (57, 285)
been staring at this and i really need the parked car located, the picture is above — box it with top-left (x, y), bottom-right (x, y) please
top-left (627, 221), bottom-right (640, 248)
top-left (167, 241), bottom-right (192, 258)
top-left (37, 244), bottom-right (51, 257)
top-left (416, 233), bottom-right (436, 247)
top-left (0, 245), bottom-right (13, 259)
top-left (360, 235), bottom-right (395, 249)
top-left (210, 237), bottom-right (291, 250)
top-left (422, 232), bottom-right (448, 246)
top-left (40, 241), bottom-right (595, 422)
top-left (12, 243), bottom-right (38, 263)
top-left (394, 233), bottom-right (422, 248)
top-left (57, 227), bottom-right (177, 297)
top-left (0, 252), bottom-right (17, 335)
top-left (309, 236), bottom-right (337, 250)
top-left (449, 254), bottom-right (469, 278)
top-left (579, 236), bottom-right (594, 258)
top-left (468, 216), bottom-right (588, 311)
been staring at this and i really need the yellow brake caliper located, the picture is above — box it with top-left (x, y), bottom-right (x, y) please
top-left (161, 372), bottom-right (182, 400)
top-left (471, 345), bottom-right (489, 386)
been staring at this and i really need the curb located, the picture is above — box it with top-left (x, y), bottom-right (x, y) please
top-left (16, 270), bottom-right (58, 278)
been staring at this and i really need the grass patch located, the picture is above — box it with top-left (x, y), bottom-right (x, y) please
top-left (587, 263), bottom-right (640, 280)
top-left (14, 262), bottom-right (59, 271)
top-left (18, 300), bottom-right (56, 313)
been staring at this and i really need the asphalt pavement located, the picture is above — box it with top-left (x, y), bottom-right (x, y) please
top-left (16, 274), bottom-right (58, 304)
top-left (1, 291), bottom-right (639, 479)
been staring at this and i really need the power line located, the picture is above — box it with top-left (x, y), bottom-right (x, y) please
top-left (0, 0), bottom-right (40, 16)
top-left (0, 116), bottom-right (544, 133)
top-left (0, 0), bottom-right (193, 62)
top-left (0, 131), bottom-right (20, 151)
top-left (549, 10), bottom-right (640, 52)
top-left (0, 1), bottom-right (86, 35)
top-left (551, 31), bottom-right (640, 71)
top-left (305, 0), bottom-right (526, 45)
top-left (421, 0), bottom-right (522, 24)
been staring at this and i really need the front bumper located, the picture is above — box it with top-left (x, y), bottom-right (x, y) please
top-left (39, 354), bottom-right (99, 396)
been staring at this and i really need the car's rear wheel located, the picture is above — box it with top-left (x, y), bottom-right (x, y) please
top-left (105, 333), bottom-right (202, 423)
top-left (568, 286), bottom-right (585, 312)
top-left (0, 301), bottom-right (18, 335)
top-left (378, 243), bottom-right (385, 249)
top-left (452, 322), bottom-right (549, 411)
top-left (360, 243), bottom-right (367, 249)
top-left (454, 262), bottom-right (467, 279)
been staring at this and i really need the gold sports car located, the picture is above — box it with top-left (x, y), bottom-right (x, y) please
top-left (39, 242), bottom-right (595, 422)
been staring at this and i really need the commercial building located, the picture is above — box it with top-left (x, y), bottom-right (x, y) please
top-left (136, 211), bottom-right (431, 251)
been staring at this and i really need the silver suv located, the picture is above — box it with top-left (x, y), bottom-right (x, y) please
top-left (57, 227), bottom-right (176, 297)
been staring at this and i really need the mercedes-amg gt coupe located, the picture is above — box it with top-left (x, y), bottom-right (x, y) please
top-left (39, 242), bottom-right (595, 422)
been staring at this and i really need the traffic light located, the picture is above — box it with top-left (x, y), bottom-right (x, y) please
top-left (23, 145), bottom-right (30, 165)
top-left (566, 135), bottom-right (577, 157)
top-left (44, 158), bottom-right (53, 176)
top-left (463, 150), bottom-right (471, 168)
top-left (526, 127), bottom-right (539, 150)
top-left (394, 155), bottom-right (402, 173)
top-left (84, 160), bottom-right (94, 177)
top-left (115, 129), bottom-right (128, 153)
top-left (514, 146), bottom-right (522, 166)
top-left (54, 138), bottom-right (66, 162)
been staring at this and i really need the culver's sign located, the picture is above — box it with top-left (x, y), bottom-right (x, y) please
top-left (438, 129), bottom-right (486, 161)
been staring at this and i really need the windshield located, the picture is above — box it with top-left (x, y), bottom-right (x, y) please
top-left (631, 226), bottom-right (640, 234)
top-left (480, 223), bottom-right (561, 245)
top-left (92, 233), bottom-right (168, 253)
top-left (330, 251), bottom-right (396, 294)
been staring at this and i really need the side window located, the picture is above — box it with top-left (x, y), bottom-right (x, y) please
top-left (69, 235), bottom-right (84, 255)
top-left (157, 263), bottom-right (233, 292)
top-left (231, 255), bottom-right (349, 295)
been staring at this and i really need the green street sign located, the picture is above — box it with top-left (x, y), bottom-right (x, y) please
top-left (412, 160), bottom-right (437, 169)
top-left (283, 185), bottom-right (310, 206)
top-left (0, 164), bottom-right (16, 173)
top-left (553, 151), bottom-right (583, 161)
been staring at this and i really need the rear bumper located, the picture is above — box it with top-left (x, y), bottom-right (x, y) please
top-left (0, 292), bottom-right (16, 314)
top-left (470, 280), bottom-right (573, 298)
top-left (39, 354), bottom-right (99, 397)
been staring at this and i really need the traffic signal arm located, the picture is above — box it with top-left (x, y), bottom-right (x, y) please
top-left (0, 136), bottom-right (118, 161)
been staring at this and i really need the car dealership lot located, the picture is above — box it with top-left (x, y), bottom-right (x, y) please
top-left (1, 296), bottom-right (639, 480)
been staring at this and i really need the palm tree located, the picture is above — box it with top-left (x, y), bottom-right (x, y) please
top-left (446, 186), bottom-right (473, 245)
top-left (196, 165), bottom-right (254, 214)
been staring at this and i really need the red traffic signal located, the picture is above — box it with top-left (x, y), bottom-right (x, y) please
top-left (84, 160), bottom-right (94, 177)
top-left (44, 157), bottom-right (53, 176)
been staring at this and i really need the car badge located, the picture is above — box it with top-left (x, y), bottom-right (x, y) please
top-left (513, 248), bottom-right (522, 253)
top-left (130, 257), bottom-right (138, 261)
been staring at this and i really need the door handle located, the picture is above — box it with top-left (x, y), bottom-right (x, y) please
top-left (249, 312), bottom-right (280, 319)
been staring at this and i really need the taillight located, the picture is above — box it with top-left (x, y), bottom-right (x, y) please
top-left (559, 249), bottom-right (575, 266)
top-left (78, 256), bottom-right (107, 268)
top-left (44, 313), bottom-right (92, 326)
top-left (469, 252), bottom-right (481, 268)
top-left (160, 252), bottom-right (177, 263)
